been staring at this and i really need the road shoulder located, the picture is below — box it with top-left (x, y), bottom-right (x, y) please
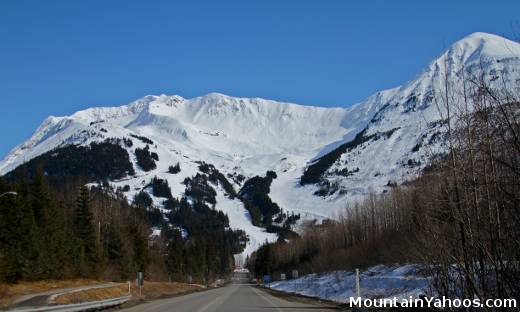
top-left (257, 286), bottom-right (341, 309)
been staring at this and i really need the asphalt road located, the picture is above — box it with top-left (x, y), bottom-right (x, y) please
top-left (120, 284), bottom-right (335, 312)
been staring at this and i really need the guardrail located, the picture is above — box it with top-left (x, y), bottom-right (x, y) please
top-left (6, 295), bottom-right (131, 312)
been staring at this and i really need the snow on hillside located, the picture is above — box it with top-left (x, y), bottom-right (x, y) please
top-left (0, 93), bottom-right (365, 256)
top-left (214, 184), bottom-right (277, 256)
top-left (1, 32), bottom-right (519, 257)
top-left (306, 32), bottom-right (520, 198)
top-left (270, 264), bottom-right (431, 303)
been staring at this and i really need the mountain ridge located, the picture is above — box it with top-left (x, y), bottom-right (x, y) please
top-left (2, 32), bottom-right (519, 256)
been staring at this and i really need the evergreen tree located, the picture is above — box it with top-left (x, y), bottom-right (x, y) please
top-left (11, 173), bottom-right (41, 280)
top-left (32, 166), bottom-right (71, 279)
top-left (104, 222), bottom-right (123, 265)
top-left (135, 145), bottom-right (157, 171)
top-left (0, 191), bottom-right (24, 282)
top-left (253, 242), bottom-right (273, 277)
top-left (29, 166), bottom-right (54, 278)
top-left (31, 165), bottom-right (50, 226)
top-left (166, 230), bottom-right (185, 281)
top-left (168, 163), bottom-right (181, 174)
top-left (130, 225), bottom-right (149, 272)
top-left (73, 186), bottom-right (98, 276)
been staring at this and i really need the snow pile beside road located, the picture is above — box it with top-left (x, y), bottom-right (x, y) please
top-left (270, 264), bottom-right (431, 303)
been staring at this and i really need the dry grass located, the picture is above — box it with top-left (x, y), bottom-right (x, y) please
top-left (130, 281), bottom-right (203, 300)
top-left (0, 280), bottom-right (203, 308)
top-left (53, 281), bottom-right (203, 305)
top-left (0, 279), bottom-right (102, 309)
top-left (53, 284), bottom-right (129, 304)
top-left (0, 284), bottom-right (8, 307)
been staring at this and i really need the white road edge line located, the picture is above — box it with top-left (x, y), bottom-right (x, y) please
top-left (251, 287), bottom-right (282, 312)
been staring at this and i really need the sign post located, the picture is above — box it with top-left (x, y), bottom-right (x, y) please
top-left (355, 269), bottom-right (360, 298)
top-left (137, 271), bottom-right (143, 298)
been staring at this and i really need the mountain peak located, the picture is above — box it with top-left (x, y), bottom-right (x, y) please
top-left (190, 92), bottom-right (236, 103)
top-left (446, 32), bottom-right (520, 64)
top-left (203, 92), bottom-right (230, 98)
top-left (404, 32), bottom-right (520, 94)
top-left (462, 31), bottom-right (507, 41)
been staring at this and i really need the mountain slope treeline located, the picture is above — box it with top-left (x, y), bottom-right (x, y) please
top-left (0, 163), bottom-right (246, 284)
top-left (0, 169), bottom-right (148, 282)
top-left (4, 139), bottom-right (135, 184)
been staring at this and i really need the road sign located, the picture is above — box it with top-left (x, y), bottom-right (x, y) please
top-left (263, 275), bottom-right (272, 283)
top-left (280, 273), bottom-right (286, 280)
top-left (137, 271), bottom-right (144, 286)
top-left (137, 271), bottom-right (144, 297)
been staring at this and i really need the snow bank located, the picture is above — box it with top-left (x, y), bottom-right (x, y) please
top-left (270, 264), bottom-right (431, 303)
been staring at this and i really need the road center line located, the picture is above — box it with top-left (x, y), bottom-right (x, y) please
top-left (195, 285), bottom-right (238, 312)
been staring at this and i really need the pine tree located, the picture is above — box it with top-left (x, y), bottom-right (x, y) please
top-left (12, 174), bottom-right (41, 280)
top-left (0, 190), bottom-right (24, 282)
top-left (168, 163), bottom-right (181, 174)
top-left (105, 223), bottom-right (123, 264)
top-left (27, 166), bottom-right (53, 278)
top-left (31, 165), bottom-right (50, 226)
top-left (130, 225), bottom-right (148, 273)
top-left (253, 241), bottom-right (273, 277)
top-left (73, 186), bottom-right (98, 276)
top-left (166, 230), bottom-right (185, 281)
top-left (31, 166), bottom-right (71, 279)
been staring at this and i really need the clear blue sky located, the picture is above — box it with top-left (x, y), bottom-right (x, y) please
top-left (1, 0), bottom-right (519, 157)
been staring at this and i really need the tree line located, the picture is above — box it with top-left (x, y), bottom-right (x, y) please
top-left (0, 168), bottom-right (149, 282)
top-left (0, 161), bottom-right (247, 285)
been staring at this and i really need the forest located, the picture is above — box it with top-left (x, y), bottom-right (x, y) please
top-left (0, 169), bottom-right (149, 282)
top-left (4, 139), bottom-right (135, 183)
top-left (0, 162), bottom-right (247, 285)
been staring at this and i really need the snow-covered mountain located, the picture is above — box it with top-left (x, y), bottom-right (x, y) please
top-left (1, 32), bottom-right (519, 256)
top-left (299, 32), bottom-right (520, 201)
